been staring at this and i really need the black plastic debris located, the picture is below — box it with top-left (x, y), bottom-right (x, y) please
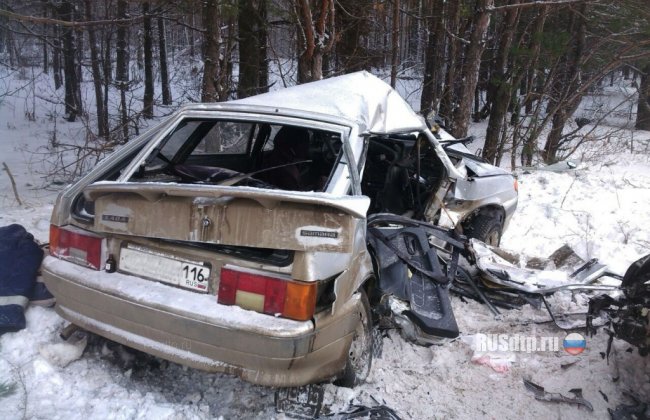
top-left (338, 405), bottom-right (402, 419)
top-left (599, 390), bottom-right (609, 402)
top-left (367, 214), bottom-right (463, 339)
top-left (523, 379), bottom-right (594, 411)
top-left (609, 392), bottom-right (648, 420)
top-left (275, 384), bottom-right (325, 419)
top-left (587, 254), bottom-right (650, 357)
top-left (274, 384), bottom-right (402, 420)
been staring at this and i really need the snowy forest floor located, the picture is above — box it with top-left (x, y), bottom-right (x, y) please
top-left (1, 71), bottom-right (650, 419)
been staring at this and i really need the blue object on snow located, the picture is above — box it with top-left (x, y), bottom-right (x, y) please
top-left (0, 224), bottom-right (44, 334)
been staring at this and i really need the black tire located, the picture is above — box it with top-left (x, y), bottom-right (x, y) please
top-left (464, 214), bottom-right (503, 246)
top-left (335, 290), bottom-right (373, 388)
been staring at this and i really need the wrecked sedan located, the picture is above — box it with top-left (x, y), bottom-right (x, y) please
top-left (42, 71), bottom-right (518, 387)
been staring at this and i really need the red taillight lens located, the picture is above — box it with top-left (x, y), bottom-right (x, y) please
top-left (218, 266), bottom-right (317, 321)
top-left (49, 225), bottom-right (105, 270)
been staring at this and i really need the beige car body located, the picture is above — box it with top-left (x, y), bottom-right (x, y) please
top-left (42, 72), bottom-right (517, 386)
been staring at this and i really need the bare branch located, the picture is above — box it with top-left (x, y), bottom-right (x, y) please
top-left (0, 8), bottom-right (144, 28)
top-left (2, 162), bottom-right (22, 206)
top-left (445, 27), bottom-right (470, 45)
top-left (487, 0), bottom-right (589, 13)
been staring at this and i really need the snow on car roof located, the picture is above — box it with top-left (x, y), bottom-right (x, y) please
top-left (232, 71), bottom-right (426, 135)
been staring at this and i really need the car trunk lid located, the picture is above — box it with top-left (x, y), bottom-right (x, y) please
top-left (84, 182), bottom-right (369, 253)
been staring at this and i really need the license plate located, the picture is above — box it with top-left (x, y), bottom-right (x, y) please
top-left (119, 245), bottom-right (211, 293)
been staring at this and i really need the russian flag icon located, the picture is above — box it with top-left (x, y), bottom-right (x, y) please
top-left (563, 333), bottom-right (586, 355)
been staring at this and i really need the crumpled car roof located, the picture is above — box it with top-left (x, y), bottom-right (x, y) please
top-left (232, 71), bottom-right (426, 135)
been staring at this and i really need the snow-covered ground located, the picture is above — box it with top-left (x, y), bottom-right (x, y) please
top-left (1, 70), bottom-right (649, 419)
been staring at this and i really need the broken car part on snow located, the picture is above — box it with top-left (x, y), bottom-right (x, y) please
top-left (587, 254), bottom-right (650, 358)
top-left (364, 213), bottom-right (629, 343)
top-left (523, 379), bottom-right (594, 411)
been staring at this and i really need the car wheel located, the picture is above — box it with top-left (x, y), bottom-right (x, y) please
top-left (336, 290), bottom-right (373, 388)
top-left (464, 214), bottom-right (503, 246)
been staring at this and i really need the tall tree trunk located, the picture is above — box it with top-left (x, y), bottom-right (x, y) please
top-left (116, 0), bottom-right (129, 140)
top-left (218, 15), bottom-right (235, 101)
top-left (295, 0), bottom-right (335, 84)
top-left (59, 1), bottom-right (81, 122)
top-left (75, 6), bottom-right (83, 86)
top-left (189, 8), bottom-right (196, 58)
top-left (520, 6), bottom-right (548, 166)
top-left (102, 1), bottom-right (111, 136)
top-left (335, 0), bottom-right (370, 73)
top-left (41, 0), bottom-right (48, 74)
top-left (635, 63), bottom-right (650, 130)
top-left (237, 0), bottom-right (267, 98)
top-left (419, 0), bottom-right (444, 115)
top-left (201, 0), bottom-right (221, 101)
top-left (142, 1), bottom-right (154, 118)
top-left (438, 0), bottom-right (460, 125)
top-left (84, 0), bottom-right (107, 138)
top-left (390, 0), bottom-right (400, 88)
top-left (450, 0), bottom-right (494, 138)
top-left (157, 16), bottom-right (172, 105)
top-left (482, 0), bottom-right (520, 164)
top-left (52, 24), bottom-right (62, 90)
top-left (542, 4), bottom-right (587, 163)
top-left (257, 0), bottom-right (268, 93)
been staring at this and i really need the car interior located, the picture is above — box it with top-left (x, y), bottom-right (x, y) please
top-left (360, 134), bottom-right (447, 218)
top-left (72, 120), bottom-right (447, 223)
top-left (129, 119), bottom-right (344, 192)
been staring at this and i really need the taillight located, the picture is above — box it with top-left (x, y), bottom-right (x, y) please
top-left (218, 265), bottom-right (317, 321)
top-left (49, 225), bottom-right (105, 270)
top-left (514, 178), bottom-right (519, 193)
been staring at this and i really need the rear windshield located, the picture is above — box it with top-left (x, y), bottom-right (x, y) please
top-left (131, 119), bottom-right (343, 192)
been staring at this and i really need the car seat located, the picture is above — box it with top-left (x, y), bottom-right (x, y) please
top-left (259, 126), bottom-right (310, 190)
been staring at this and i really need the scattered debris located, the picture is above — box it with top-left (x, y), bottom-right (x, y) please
top-left (275, 384), bottom-right (325, 419)
top-left (608, 392), bottom-right (648, 420)
top-left (365, 213), bottom-right (633, 349)
top-left (471, 351), bottom-right (516, 373)
top-left (587, 254), bottom-right (650, 357)
top-left (338, 405), bottom-right (402, 419)
top-left (523, 379), bottom-right (594, 411)
top-left (274, 383), bottom-right (402, 419)
top-left (469, 239), bottom-right (619, 294)
top-left (560, 360), bottom-right (580, 370)
top-left (599, 390), bottom-right (609, 402)
top-left (521, 160), bottom-right (580, 173)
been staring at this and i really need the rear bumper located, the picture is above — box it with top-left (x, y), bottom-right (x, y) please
top-left (42, 256), bottom-right (360, 387)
